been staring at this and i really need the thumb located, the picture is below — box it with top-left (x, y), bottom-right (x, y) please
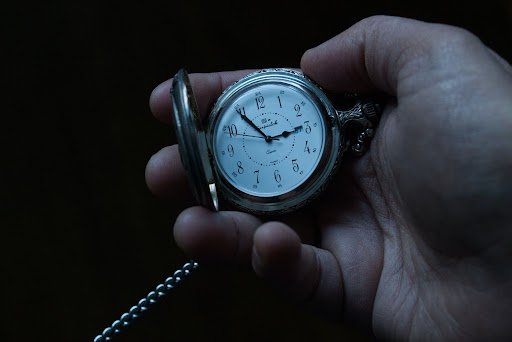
top-left (251, 222), bottom-right (343, 318)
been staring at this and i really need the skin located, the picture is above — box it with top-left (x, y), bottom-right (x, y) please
top-left (146, 16), bottom-right (512, 340)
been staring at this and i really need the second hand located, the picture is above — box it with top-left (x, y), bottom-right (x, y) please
top-left (224, 132), bottom-right (280, 140)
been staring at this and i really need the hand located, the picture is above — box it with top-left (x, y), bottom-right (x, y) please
top-left (268, 126), bottom-right (303, 139)
top-left (223, 132), bottom-right (280, 140)
top-left (146, 16), bottom-right (512, 340)
top-left (239, 109), bottom-right (273, 142)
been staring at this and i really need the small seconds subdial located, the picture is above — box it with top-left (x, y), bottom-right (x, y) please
top-left (212, 83), bottom-right (326, 198)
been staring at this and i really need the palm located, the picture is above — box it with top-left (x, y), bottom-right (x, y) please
top-left (310, 64), bottom-right (512, 337)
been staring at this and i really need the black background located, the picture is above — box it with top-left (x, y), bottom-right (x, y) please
top-left (4, 1), bottom-right (512, 341)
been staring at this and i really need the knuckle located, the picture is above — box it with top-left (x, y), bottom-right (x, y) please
top-left (429, 25), bottom-right (481, 51)
top-left (357, 14), bottom-right (396, 28)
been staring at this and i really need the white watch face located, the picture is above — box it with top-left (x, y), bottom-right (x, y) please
top-left (211, 82), bottom-right (326, 198)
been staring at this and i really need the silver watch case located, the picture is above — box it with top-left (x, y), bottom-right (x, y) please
top-left (171, 68), bottom-right (348, 215)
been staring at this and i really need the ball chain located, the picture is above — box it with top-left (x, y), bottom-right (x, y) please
top-left (93, 261), bottom-right (199, 341)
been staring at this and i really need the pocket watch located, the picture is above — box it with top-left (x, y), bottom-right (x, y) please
top-left (171, 68), bottom-right (382, 215)
top-left (93, 68), bottom-right (383, 341)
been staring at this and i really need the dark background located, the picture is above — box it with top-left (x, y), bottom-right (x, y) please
top-left (4, 1), bottom-right (512, 341)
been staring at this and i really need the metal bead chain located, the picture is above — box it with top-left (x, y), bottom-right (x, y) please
top-left (351, 128), bottom-right (375, 156)
top-left (93, 261), bottom-right (199, 342)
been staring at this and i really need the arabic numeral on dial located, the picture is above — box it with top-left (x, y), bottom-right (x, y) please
top-left (254, 170), bottom-right (260, 184)
top-left (294, 104), bottom-right (301, 117)
top-left (292, 159), bottom-right (299, 172)
top-left (235, 106), bottom-right (246, 115)
top-left (227, 144), bottom-right (234, 157)
top-left (274, 169), bottom-right (281, 183)
top-left (224, 124), bottom-right (238, 137)
top-left (304, 138), bottom-right (317, 153)
top-left (256, 96), bottom-right (265, 110)
top-left (237, 161), bottom-right (244, 174)
top-left (304, 121), bottom-right (311, 134)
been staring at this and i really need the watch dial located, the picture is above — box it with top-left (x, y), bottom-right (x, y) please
top-left (211, 83), bottom-right (326, 198)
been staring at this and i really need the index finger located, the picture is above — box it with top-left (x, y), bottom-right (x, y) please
top-left (149, 70), bottom-right (256, 124)
top-left (300, 15), bottom-right (488, 95)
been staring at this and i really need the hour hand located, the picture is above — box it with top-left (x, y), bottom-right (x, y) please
top-left (270, 125), bottom-right (303, 139)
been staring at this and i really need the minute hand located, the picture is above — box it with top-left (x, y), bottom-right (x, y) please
top-left (240, 113), bottom-right (272, 142)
